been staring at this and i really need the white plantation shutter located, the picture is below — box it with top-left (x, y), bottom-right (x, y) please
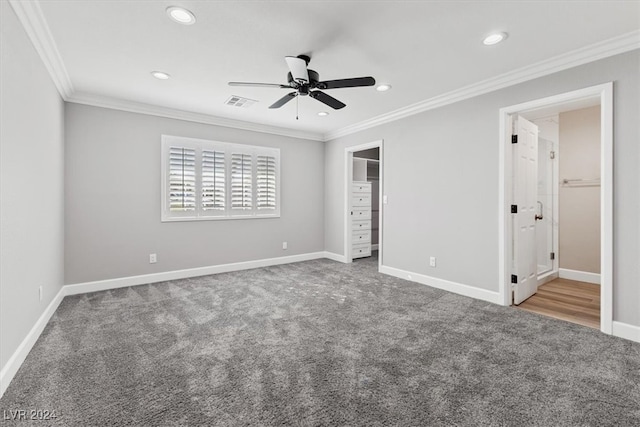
top-left (231, 153), bottom-right (253, 210)
top-left (202, 150), bottom-right (225, 211)
top-left (162, 135), bottom-right (279, 221)
top-left (257, 155), bottom-right (277, 210)
top-left (168, 146), bottom-right (196, 212)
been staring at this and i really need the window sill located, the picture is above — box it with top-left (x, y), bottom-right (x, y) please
top-left (161, 213), bottom-right (281, 223)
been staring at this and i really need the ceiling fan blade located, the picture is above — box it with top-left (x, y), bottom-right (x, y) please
top-left (310, 90), bottom-right (346, 110)
top-left (269, 92), bottom-right (298, 109)
top-left (316, 77), bottom-right (376, 90)
top-left (285, 56), bottom-right (309, 84)
top-left (229, 82), bottom-right (290, 88)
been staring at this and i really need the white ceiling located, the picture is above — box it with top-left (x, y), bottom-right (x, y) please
top-left (33, 0), bottom-right (640, 137)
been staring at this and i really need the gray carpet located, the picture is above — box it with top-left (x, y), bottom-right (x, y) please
top-left (1, 255), bottom-right (639, 426)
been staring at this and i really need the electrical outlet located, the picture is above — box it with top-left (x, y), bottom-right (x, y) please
top-left (282, 242), bottom-right (288, 250)
top-left (429, 256), bottom-right (437, 267)
top-left (39, 286), bottom-right (43, 301)
top-left (149, 253), bottom-right (157, 264)
top-left (383, 195), bottom-right (388, 204)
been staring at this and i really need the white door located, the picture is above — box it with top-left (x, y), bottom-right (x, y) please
top-left (513, 115), bottom-right (539, 304)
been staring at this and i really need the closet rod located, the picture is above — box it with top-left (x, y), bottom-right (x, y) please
top-left (561, 178), bottom-right (600, 187)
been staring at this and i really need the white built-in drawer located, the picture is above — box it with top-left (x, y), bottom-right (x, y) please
top-left (352, 229), bottom-right (371, 243)
top-left (352, 183), bottom-right (371, 194)
top-left (352, 194), bottom-right (371, 207)
top-left (352, 220), bottom-right (371, 231)
top-left (352, 208), bottom-right (371, 220)
top-left (352, 243), bottom-right (371, 258)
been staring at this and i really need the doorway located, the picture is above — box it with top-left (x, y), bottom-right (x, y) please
top-left (344, 140), bottom-right (383, 267)
top-left (498, 83), bottom-right (613, 334)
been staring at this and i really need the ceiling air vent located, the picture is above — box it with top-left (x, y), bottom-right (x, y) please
top-left (225, 96), bottom-right (257, 108)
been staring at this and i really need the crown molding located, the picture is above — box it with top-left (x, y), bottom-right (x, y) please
top-left (9, 0), bottom-right (322, 141)
top-left (8, 0), bottom-right (74, 99)
top-left (10, 0), bottom-right (638, 143)
top-left (323, 30), bottom-right (640, 141)
top-left (68, 92), bottom-right (324, 141)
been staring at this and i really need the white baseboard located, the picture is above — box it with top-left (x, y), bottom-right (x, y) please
top-left (0, 251), bottom-right (328, 398)
top-left (371, 244), bottom-right (379, 251)
top-left (538, 270), bottom-right (559, 287)
top-left (559, 268), bottom-right (601, 285)
top-left (2, 251), bottom-right (628, 400)
top-left (612, 321), bottom-right (640, 343)
top-left (65, 252), bottom-right (327, 295)
top-left (379, 265), bottom-right (502, 305)
top-left (322, 251), bottom-right (348, 263)
top-left (0, 286), bottom-right (66, 397)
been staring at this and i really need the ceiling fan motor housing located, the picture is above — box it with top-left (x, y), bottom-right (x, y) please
top-left (287, 70), bottom-right (320, 91)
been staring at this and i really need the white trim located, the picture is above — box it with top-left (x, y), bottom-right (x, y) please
top-left (160, 135), bottom-right (281, 221)
top-left (12, 0), bottom-right (637, 145)
top-left (538, 270), bottom-right (559, 287)
top-left (8, 1), bottom-right (322, 141)
top-left (7, 0), bottom-right (73, 98)
top-left (498, 82), bottom-right (614, 334)
top-left (612, 321), bottom-right (640, 344)
top-left (599, 84), bottom-right (614, 334)
top-left (0, 286), bottom-right (65, 398)
top-left (380, 265), bottom-right (502, 305)
top-left (0, 251), bottom-right (339, 398)
top-left (558, 268), bottom-right (601, 285)
top-left (68, 92), bottom-right (323, 142)
top-left (344, 141), bottom-right (384, 266)
top-left (325, 30), bottom-right (640, 141)
top-left (323, 251), bottom-right (348, 263)
top-left (64, 252), bottom-right (327, 295)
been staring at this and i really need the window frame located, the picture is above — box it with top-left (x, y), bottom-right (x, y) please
top-left (161, 135), bottom-right (281, 222)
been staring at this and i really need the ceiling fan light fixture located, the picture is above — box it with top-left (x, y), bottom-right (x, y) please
top-left (318, 111), bottom-right (329, 117)
top-left (166, 6), bottom-right (196, 25)
top-left (376, 84), bottom-right (392, 92)
top-left (151, 71), bottom-right (171, 80)
top-left (483, 32), bottom-right (508, 45)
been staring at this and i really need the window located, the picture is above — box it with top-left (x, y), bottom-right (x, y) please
top-left (161, 135), bottom-right (280, 221)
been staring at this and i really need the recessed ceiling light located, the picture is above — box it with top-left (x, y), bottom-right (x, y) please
top-left (166, 6), bottom-right (196, 25)
top-left (151, 71), bottom-right (171, 80)
top-left (483, 32), bottom-right (508, 45)
top-left (318, 111), bottom-right (329, 117)
top-left (376, 84), bottom-right (392, 92)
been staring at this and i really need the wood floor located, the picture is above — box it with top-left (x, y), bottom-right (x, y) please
top-left (516, 278), bottom-right (600, 329)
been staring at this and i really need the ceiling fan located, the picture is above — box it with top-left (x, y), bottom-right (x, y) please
top-left (228, 55), bottom-right (375, 112)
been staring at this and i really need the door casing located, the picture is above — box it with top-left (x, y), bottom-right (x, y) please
top-left (498, 82), bottom-right (613, 334)
top-left (344, 140), bottom-right (384, 268)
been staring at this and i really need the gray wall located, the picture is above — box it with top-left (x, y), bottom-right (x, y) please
top-left (0, 2), bottom-right (65, 369)
top-left (64, 104), bottom-right (324, 284)
top-left (324, 50), bottom-right (640, 327)
top-left (559, 106), bottom-right (601, 274)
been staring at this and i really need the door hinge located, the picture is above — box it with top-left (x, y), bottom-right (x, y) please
top-left (511, 274), bottom-right (518, 284)
top-left (550, 151), bottom-right (556, 159)
top-left (550, 252), bottom-right (555, 260)
top-left (511, 135), bottom-right (518, 144)
top-left (511, 204), bottom-right (518, 214)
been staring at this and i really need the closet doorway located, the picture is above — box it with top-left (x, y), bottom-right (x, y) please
top-left (498, 83), bottom-right (613, 333)
top-left (517, 108), bottom-right (602, 329)
top-left (344, 140), bottom-right (383, 268)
